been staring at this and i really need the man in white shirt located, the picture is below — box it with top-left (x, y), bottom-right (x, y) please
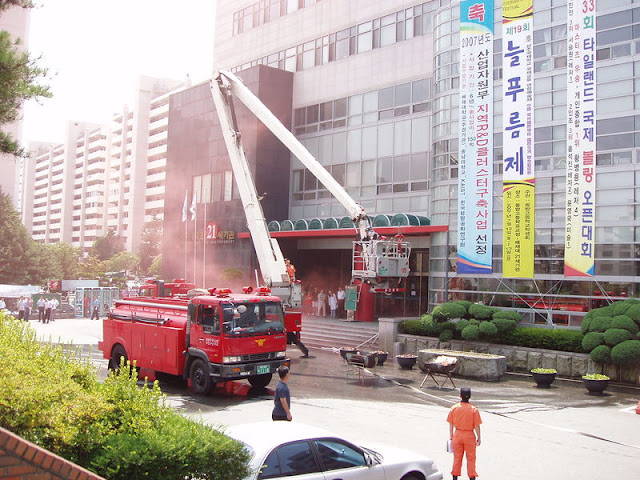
top-left (336, 287), bottom-right (346, 318)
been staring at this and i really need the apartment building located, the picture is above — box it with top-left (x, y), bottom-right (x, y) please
top-left (25, 76), bottom-right (188, 254)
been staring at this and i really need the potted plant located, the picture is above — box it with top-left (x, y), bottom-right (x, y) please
top-left (372, 351), bottom-right (389, 366)
top-left (339, 346), bottom-right (358, 360)
top-left (396, 353), bottom-right (418, 370)
top-left (531, 368), bottom-right (557, 388)
top-left (582, 373), bottom-right (610, 394)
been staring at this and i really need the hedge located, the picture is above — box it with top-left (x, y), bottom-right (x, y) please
top-left (0, 313), bottom-right (250, 480)
top-left (461, 325), bottom-right (479, 341)
top-left (478, 321), bottom-right (498, 337)
top-left (432, 302), bottom-right (467, 320)
top-left (611, 315), bottom-right (639, 335)
top-left (468, 304), bottom-right (496, 320)
top-left (590, 344), bottom-right (612, 364)
top-left (581, 331), bottom-right (605, 352)
top-left (588, 316), bottom-right (612, 333)
top-left (610, 340), bottom-right (640, 365)
top-left (603, 328), bottom-right (632, 347)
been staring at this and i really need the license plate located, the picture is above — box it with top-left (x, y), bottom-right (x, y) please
top-left (257, 365), bottom-right (270, 375)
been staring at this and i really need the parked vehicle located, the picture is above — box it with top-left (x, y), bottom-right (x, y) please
top-left (227, 422), bottom-right (443, 480)
top-left (98, 287), bottom-right (290, 394)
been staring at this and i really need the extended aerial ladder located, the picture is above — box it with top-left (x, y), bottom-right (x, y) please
top-left (210, 70), bottom-right (411, 320)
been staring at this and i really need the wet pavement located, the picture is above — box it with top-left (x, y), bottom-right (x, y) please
top-left (27, 316), bottom-right (640, 479)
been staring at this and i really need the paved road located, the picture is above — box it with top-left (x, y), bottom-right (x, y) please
top-left (29, 317), bottom-right (640, 479)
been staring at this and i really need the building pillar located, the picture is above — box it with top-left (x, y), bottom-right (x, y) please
top-left (378, 317), bottom-right (405, 355)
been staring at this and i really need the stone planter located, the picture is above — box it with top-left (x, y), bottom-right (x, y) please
top-left (531, 371), bottom-right (556, 388)
top-left (340, 347), bottom-right (358, 360)
top-left (418, 349), bottom-right (507, 381)
top-left (373, 351), bottom-right (388, 366)
top-left (583, 378), bottom-right (609, 394)
top-left (396, 354), bottom-right (418, 370)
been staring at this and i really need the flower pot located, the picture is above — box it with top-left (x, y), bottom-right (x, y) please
top-left (396, 354), bottom-right (418, 370)
top-left (531, 371), bottom-right (556, 388)
top-left (340, 347), bottom-right (358, 360)
top-left (583, 378), bottom-right (609, 394)
top-left (375, 352), bottom-right (388, 366)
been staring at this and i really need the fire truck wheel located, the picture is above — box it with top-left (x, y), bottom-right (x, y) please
top-left (109, 345), bottom-right (128, 371)
top-left (189, 359), bottom-right (213, 395)
top-left (248, 373), bottom-right (273, 389)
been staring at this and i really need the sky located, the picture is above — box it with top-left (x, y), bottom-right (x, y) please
top-left (22, 0), bottom-right (216, 144)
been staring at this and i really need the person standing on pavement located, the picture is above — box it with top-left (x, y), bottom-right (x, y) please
top-left (17, 296), bottom-right (26, 320)
top-left (91, 298), bottom-right (100, 320)
top-left (328, 290), bottom-right (338, 318)
top-left (336, 287), bottom-right (345, 318)
top-left (272, 366), bottom-right (292, 421)
top-left (37, 296), bottom-right (46, 322)
top-left (447, 387), bottom-right (482, 480)
top-left (23, 297), bottom-right (31, 322)
top-left (316, 289), bottom-right (327, 317)
top-left (44, 298), bottom-right (53, 324)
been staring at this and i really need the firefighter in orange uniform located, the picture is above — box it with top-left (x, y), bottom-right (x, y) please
top-left (447, 387), bottom-right (482, 480)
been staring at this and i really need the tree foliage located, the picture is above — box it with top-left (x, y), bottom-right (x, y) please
top-left (91, 231), bottom-right (125, 261)
top-left (107, 251), bottom-right (140, 276)
top-left (0, 186), bottom-right (32, 283)
top-left (138, 217), bottom-right (162, 274)
top-left (1, 1), bottom-right (51, 156)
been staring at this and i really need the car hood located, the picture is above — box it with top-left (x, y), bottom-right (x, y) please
top-left (363, 442), bottom-right (440, 476)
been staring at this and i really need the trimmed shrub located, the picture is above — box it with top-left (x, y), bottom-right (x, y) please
top-left (590, 344), bottom-right (612, 364)
top-left (490, 318), bottom-right (517, 334)
top-left (611, 315), bottom-right (639, 335)
top-left (626, 304), bottom-right (640, 324)
top-left (451, 300), bottom-right (472, 313)
top-left (432, 302), bottom-right (468, 321)
top-left (478, 321), bottom-right (498, 338)
top-left (603, 328), bottom-right (631, 347)
top-left (492, 310), bottom-right (522, 322)
top-left (500, 328), bottom-right (584, 353)
top-left (581, 331), bottom-right (605, 352)
top-left (612, 300), bottom-right (634, 316)
top-left (401, 319), bottom-right (432, 336)
top-left (468, 318), bottom-right (480, 326)
top-left (610, 340), bottom-right (640, 365)
top-left (588, 316), bottom-right (612, 333)
top-left (461, 325), bottom-right (480, 341)
top-left (580, 315), bottom-right (593, 334)
top-left (439, 328), bottom-right (454, 342)
top-left (468, 304), bottom-right (497, 320)
top-left (591, 306), bottom-right (614, 318)
top-left (454, 319), bottom-right (470, 332)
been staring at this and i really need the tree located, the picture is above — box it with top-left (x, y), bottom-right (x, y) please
top-left (91, 231), bottom-right (125, 261)
top-left (138, 217), bottom-right (162, 274)
top-left (0, 186), bottom-right (32, 283)
top-left (1, 1), bottom-right (52, 156)
top-left (107, 251), bottom-right (140, 277)
top-left (148, 253), bottom-right (162, 276)
top-left (46, 242), bottom-right (81, 279)
top-left (77, 255), bottom-right (107, 281)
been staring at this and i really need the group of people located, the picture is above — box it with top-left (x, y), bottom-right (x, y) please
top-left (304, 286), bottom-right (346, 318)
top-left (13, 296), bottom-right (57, 323)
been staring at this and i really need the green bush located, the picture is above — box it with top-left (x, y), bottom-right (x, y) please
top-left (432, 302), bottom-right (468, 321)
top-left (581, 331), bottom-right (605, 352)
top-left (611, 300), bottom-right (635, 316)
top-left (603, 328), bottom-right (632, 347)
top-left (610, 340), bottom-right (640, 365)
top-left (588, 316), bottom-right (612, 333)
top-left (439, 328), bottom-right (454, 342)
top-left (0, 314), bottom-right (250, 480)
top-left (590, 345), bottom-right (612, 364)
top-left (626, 304), bottom-right (640, 324)
top-left (500, 328), bottom-right (584, 353)
top-left (591, 306), bottom-right (614, 318)
top-left (454, 319), bottom-right (470, 332)
top-left (611, 315), bottom-right (639, 335)
top-left (490, 318), bottom-right (517, 334)
top-left (461, 325), bottom-right (480, 341)
top-left (451, 300), bottom-right (472, 313)
top-left (478, 321), bottom-right (498, 338)
top-left (468, 304), bottom-right (497, 320)
top-left (580, 314), bottom-right (593, 334)
top-left (492, 310), bottom-right (522, 322)
top-left (401, 319), bottom-right (431, 336)
top-left (469, 318), bottom-right (480, 326)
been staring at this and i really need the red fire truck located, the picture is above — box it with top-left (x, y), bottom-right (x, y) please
top-left (98, 287), bottom-right (290, 394)
top-left (137, 278), bottom-right (196, 297)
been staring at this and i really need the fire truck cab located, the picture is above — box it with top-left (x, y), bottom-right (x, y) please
top-left (99, 287), bottom-right (289, 394)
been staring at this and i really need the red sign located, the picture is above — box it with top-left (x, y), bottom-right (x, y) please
top-left (206, 222), bottom-right (217, 240)
top-left (49, 280), bottom-right (61, 291)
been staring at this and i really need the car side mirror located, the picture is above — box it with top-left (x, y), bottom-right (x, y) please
top-left (365, 452), bottom-right (376, 467)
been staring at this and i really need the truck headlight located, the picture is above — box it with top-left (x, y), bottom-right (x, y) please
top-left (223, 356), bottom-right (243, 363)
top-left (275, 351), bottom-right (287, 358)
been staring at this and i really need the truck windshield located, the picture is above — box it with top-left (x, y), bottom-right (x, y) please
top-left (222, 302), bottom-right (285, 336)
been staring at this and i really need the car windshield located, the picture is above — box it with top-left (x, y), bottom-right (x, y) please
top-left (222, 301), bottom-right (285, 336)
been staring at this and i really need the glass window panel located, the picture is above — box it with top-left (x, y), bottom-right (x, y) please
top-left (306, 104), bottom-right (319, 123)
top-left (379, 87), bottom-right (394, 109)
top-left (377, 157), bottom-right (392, 183)
top-left (394, 119), bottom-right (412, 155)
top-left (598, 116), bottom-right (634, 135)
top-left (411, 117), bottom-right (429, 152)
top-left (346, 163), bottom-right (360, 187)
top-left (411, 153), bottom-right (428, 179)
top-left (294, 108), bottom-right (306, 126)
top-left (377, 123), bottom-right (394, 157)
top-left (395, 83), bottom-right (412, 105)
top-left (303, 169), bottom-right (317, 190)
top-left (320, 101), bottom-right (333, 121)
top-left (224, 170), bottom-right (233, 201)
top-left (599, 188), bottom-right (633, 205)
top-left (332, 132), bottom-right (347, 163)
top-left (599, 63), bottom-right (634, 82)
top-left (613, 151), bottom-right (632, 164)
top-left (357, 31), bottom-right (372, 52)
top-left (347, 130), bottom-right (362, 162)
top-left (598, 26), bottom-right (633, 46)
top-left (598, 133), bottom-right (634, 150)
top-left (601, 172), bottom-right (635, 188)
top-left (362, 126), bottom-right (377, 160)
top-left (598, 79), bottom-right (634, 98)
top-left (363, 91), bottom-right (378, 112)
top-left (331, 163), bottom-right (345, 185)
top-left (361, 160), bottom-right (375, 185)
top-left (334, 98), bottom-right (347, 118)
top-left (349, 94), bottom-right (363, 115)
top-left (412, 79), bottom-right (430, 102)
top-left (318, 135), bottom-right (332, 165)
top-left (394, 155), bottom-right (411, 182)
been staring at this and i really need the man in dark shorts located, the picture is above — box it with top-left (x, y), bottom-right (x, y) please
top-left (272, 366), bottom-right (292, 421)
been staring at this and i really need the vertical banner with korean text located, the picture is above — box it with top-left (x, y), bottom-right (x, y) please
top-left (502, 0), bottom-right (535, 278)
top-left (457, 0), bottom-right (494, 274)
top-left (565, 0), bottom-right (596, 277)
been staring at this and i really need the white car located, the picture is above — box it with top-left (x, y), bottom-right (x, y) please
top-left (226, 422), bottom-right (443, 480)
